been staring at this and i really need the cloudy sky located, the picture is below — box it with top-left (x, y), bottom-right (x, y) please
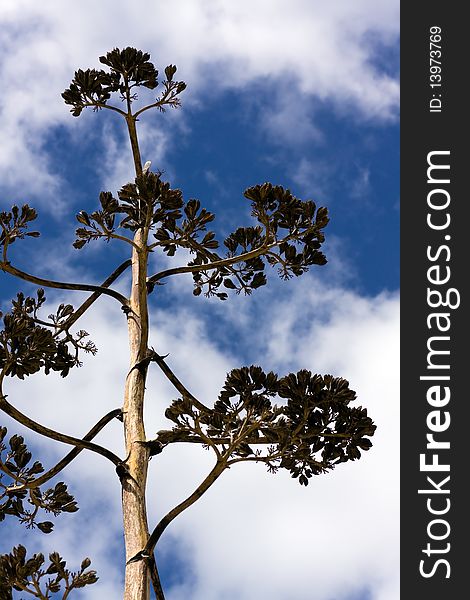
top-left (0, 2), bottom-right (399, 599)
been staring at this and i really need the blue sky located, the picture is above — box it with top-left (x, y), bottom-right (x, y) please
top-left (0, 2), bottom-right (399, 599)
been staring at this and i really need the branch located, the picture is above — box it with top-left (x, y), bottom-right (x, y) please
top-left (147, 211), bottom-right (320, 286)
top-left (81, 100), bottom-right (127, 117)
top-left (1, 262), bottom-right (129, 307)
top-left (154, 431), bottom-right (274, 446)
top-left (102, 230), bottom-right (141, 252)
top-left (147, 242), bottom-right (277, 285)
top-left (60, 259), bottom-right (132, 332)
top-left (110, 234), bottom-right (140, 251)
top-left (133, 84), bottom-right (179, 119)
top-left (0, 392), bottom-right (123, 467)
top-left (175, 233), bottom-right (253, 292)
top-left (151, 352), bottom-right (211, 413)
top-left (227, 453), bottom-right (283, 467)
top-left (135, 415), bottom-right (258, 563)
top-left (128, 459), bottom-right (227, 563)
top-left (5, 579), bottom-right (37, 598)
top-left (155, 423), bottom-right (355, 448)
top-left (133, 101), bottom-right (166, 119)
top-left (6, 409), bottom-right (122, 492)
top-left (149, 555), bottom-right (166, 600)
top-left (192, 413), bottom-right (221, 459)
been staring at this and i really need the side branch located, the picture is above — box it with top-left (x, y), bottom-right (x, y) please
top-left (147, 242), bottom-right (276, 285)
top-left (176, 234), bottom-right (252, 292)
top-left (129, 459), bottom-right (227, 563)
top-left (154, 431), bottom-right (350, 446)
top-left (133, 82), bottom-right (183, 119)
top-left (149, 556), bottom-right (165, 600)
top-left (151, 352), bottom-right (211, 413)
top-left (1, 262), bottom-right (129, 307)
top-left (61, 259), bottom-right (132, 332)
top-left (107, 232), bottom-right (141, 251)
top-left (81, 100), bottom-right (127, 117)
top-left (6, 408), bottom-right (123, 492)
top-left (0, 392), bottom-right (123, 467)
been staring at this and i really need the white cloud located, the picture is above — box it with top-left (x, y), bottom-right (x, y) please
top-left (149, 283), bottom-right (399, 600)
top-left (1, 2), bottom-right (398, 597)
top-left (1, 273), bottom-right (399, 599)
top-left (258, 85), bottom-right (325, 146)
top-left (351, 166), bottom-right (372, 199)
top-left (290, 158), bottom-right (336, 201)
top-left (0, 0), bottom-right (398, 205)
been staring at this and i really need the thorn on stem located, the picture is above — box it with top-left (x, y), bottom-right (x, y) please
top-left (126, 551), bottom-right (150, 565)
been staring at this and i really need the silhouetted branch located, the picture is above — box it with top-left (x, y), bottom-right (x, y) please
top-left (60, 259), bottom-right (132, 332)
top-left (149, 555), bottom-right (166, 600)
top-left (6, 408), bottom-right (123, 493)
top-left (151, 352), bottom-right (211, 413)
top-left (147, 242), bottom-right (274, 285)
top-left (0, 391), bottom-right (122, 467)
top-left (129, 459), bottom-right (228, 564)
top-left (81, 100), bottom-right (127, 116)
top-left (1, 262), bottom-right (129, 307)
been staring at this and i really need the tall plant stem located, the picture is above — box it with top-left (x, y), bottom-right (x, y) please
top-left (126, 115), bottom-right (143, 178)
top-left (121, 104), bottom-right (151, 599)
